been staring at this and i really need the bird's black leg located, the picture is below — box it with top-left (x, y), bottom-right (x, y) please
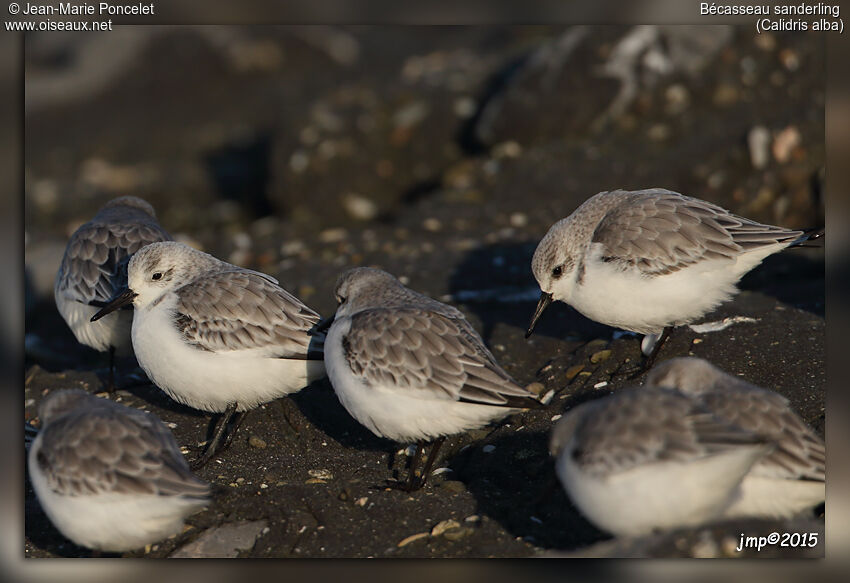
top-left (644, 326), bottom-right (672, 370)
top-left (386, 441), bottom-right (423, 492)
top-left (191, 402), bottom-right (238, 469)
top-left (417, 436), bottom-right (446, 489)
top-left (629, 326), bottom-right (672, 379)
top-left (221, 410), bottom-right (248, 450)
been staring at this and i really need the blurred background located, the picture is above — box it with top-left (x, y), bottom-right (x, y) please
top-left (24, 25), bottom-right (824, 324)
top-left (22, 25), bottom-right (827, 561)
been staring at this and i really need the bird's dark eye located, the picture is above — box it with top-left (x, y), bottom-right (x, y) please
top-left (552, 265), bottom-right (564, 279)
top-left (152, 272), bottom-right (163, 281)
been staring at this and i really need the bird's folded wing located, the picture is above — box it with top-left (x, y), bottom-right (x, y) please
top-left (175, 270), bottom-right (322, 357)
top-left (37, 406), bottom-right (210, 499)
top-left (572, 387), bottom-right (769, 479)
top-left (58, 221), bottom-right (172, 304)
top-left (700, 389), bottom-right (825, 481)
top-left (592, 190), bottom-right (800, 276)
top-left (344, 308), bottom-right (538, 407)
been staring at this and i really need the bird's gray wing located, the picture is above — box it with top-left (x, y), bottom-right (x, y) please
top-left (591, 190), bottom-right (802, 276)
top-left (35, 403), bottom-right (210, 499)
top-left (571, 387), bottom-right (769, 479)
top-left (174, 270), bottom-right (323, 358)
top-left (700, 388), bottom-right (825, 481)
top-left (57, 220), bottom-right (172, 304)
top-left (343, 308), bottom-right (539, 407)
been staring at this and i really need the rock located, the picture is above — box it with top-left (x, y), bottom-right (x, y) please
top-left (248, 435), bottom-right (267, 449)
top-left (713, 84), bottom-right (738, 107)
top-left (431, 519), bottom-right (461, 537)
top-left (524, 382), bottom-right (545, 396)
top-left (443, 527), bottom-right (474, 541)
top-left (170, 520), bottom-right (267, 558)
top-left (748, 126), bottom-right (771, 169)
top-left (439, 480), bottom-right (466, 494)
top-left (772, 126), bottom-right (801, 164)
top-left (397, 532), bottom-right (429, 547)
top-left (308, 469), bottom-right (334, 481)
top-left (590, 350), bottom-right (612, 364)
top-left (342, 193), bottom-right (379, 221)
top-left (566, 364), bottom-right (586, 381)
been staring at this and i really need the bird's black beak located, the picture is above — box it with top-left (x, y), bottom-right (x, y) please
top-left (90, 288), bottom-right (138, 322)
top-left (525, 292), bottom-right (553, 338)
top-left (313, 313), bottom-right (336, 334)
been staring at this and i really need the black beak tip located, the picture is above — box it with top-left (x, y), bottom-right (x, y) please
top-left (526, 292), bottom-right (553, 339)
top-left (90, 288), bottom-right (136, 322)
top-left (313, 313), bottom-right (336, 334)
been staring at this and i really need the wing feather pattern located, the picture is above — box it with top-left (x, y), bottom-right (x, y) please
top-left (343, 308), bottom-right (539, 408)
top-left (592, 190), bottom-right (803, 276)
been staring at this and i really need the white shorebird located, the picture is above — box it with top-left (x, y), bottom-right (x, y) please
top-left (54, 196), bottom-right (172, 389)
top-left (550, 360), bottom-right (824, 537)
top-left (91, 241), bottom-right (325, 467)
top-left (646, 357), bottom-right (825, 520)
top-left (28, 389), bottom-right (210, 553)
top-left (526, 188), bottom-right (822, 369)
top-left (322, 267), bottom-right (545, 491)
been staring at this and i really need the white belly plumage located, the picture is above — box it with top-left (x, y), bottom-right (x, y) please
top-left (131, 302), bottom-right (324, 413)
top-left (324, 317), bottom-right (516, 442)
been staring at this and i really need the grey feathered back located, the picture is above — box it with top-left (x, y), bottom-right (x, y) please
top-left (647, 357), bottom-right (824, 481)
top-left (556, 387), bottom-right (769, 479)
top-left (55, 197), bottom-right (172, 305)
top-left (335, 268), bottom-right (540, 407)
top-left (35, 390), bottom-right (210, 499)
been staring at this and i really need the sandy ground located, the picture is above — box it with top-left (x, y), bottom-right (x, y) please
top-left (24, 26), bottom-right (824, 558)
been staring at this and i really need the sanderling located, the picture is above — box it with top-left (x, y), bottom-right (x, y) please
top-left (322, 267), bottom-right (543, 491)
top-left (549, 385), bottom-right (772, 537)
top-left (28, 389), bottom-right (210, 553)
top-left (91, 241), bottom-right (325, 467)
top-left (646, 357), bottom-right (825, 520)
top-left (526, 188), bottom-right (822, 369)
top-left (54, 196), bottom-right (172, 389)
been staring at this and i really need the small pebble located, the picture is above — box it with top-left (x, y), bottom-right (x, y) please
top-left (748, 126), bottom-right (771, 169)
top-left (423, 218), bottom-right (442, 232)
top-left (440, 480), bottom-right (466, 493)
top-left (713, 84), bottom-right (738, 106)
top-left (493, 141), bottom-right (522, 158)
top-left (248, 436), bottom-right (267, 449)
top-left (308, 469), bottom-right (334, 480)
top-left (397, 532), bottom-right (429, 547)
top-left (319, 228), bottom-right (347, 243)
top-left (453, 97), bottom-right (476, 118)
top-left (343, 193), bottom-right (379, 221)
top-left (772, 126), bottom-right (801, 164)
top-left (593, 381), bottom-right (608, 389)
top-left (589, 349), bottom-right (612, 364)
top-left (565, 364), bottom-right (585, 381)
top-left (431, 519), bottom-right (461, 537)
top-left (509, 212), bottom-right (528, 228)
top-left (482, 445), bottom-right (496, 454)
top-left (443, 527), bottom-right (473, 541)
